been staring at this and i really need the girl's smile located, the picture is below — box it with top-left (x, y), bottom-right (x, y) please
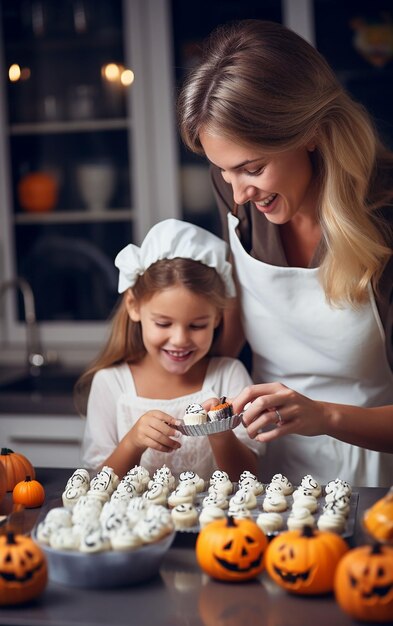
top-left (126, 284), bottom-right (220, 377)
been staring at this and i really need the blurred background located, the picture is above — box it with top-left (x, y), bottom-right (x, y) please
top-left (0, 0), bottom-right (392, 360)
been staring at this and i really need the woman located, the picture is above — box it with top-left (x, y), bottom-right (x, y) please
top-left (177, 19), bottom-right (393, 486)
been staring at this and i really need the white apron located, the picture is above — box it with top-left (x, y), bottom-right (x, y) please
top-left (228, 212), bottom-right (393, 487)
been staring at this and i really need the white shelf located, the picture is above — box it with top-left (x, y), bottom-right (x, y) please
top-left (9, 118), bottom-right (131, 135)
top-left (14, 209), bottom-right (135, 224)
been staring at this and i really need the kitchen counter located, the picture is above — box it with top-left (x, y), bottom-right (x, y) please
top-left (0, 468), bottom-right (387, 626)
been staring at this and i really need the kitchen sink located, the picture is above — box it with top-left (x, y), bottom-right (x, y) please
top-left (0, 369), bottom-right (80, 395)
top-left (0, 365), bottom-right (83, 414)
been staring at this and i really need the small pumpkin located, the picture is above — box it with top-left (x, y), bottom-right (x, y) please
top-left (0, 448), bottom-right (35, 491)
top-left (265, 525), bottom-right (349, 595)
top-left (0, 532), bottom-right (47, 605)
top-left (17, 171), bottom-right (58, 212)
top-left (13, 476), bottom-right (45, 508)
top-left (196, 516), bottom-right (267, 582)
top-left (0, 462), bottom-right (6, 506)
top-left (363, 487), bottom-right (393, 543)
top-left (334, 543), bottom-right (393, 622)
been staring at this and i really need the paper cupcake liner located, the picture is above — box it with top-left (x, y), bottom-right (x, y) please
top-left (176, 413), bottom-right (243, 437)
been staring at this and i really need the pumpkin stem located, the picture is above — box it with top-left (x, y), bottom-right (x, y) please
top-left (227, 516), bottom-right (237, 528)
top-left (6, 532), bottom-right (16, 545)
top-left (25, 476), bottom-right (31, 482)
top-left (301, 525), bottom-right (315, 538)
top-left (371, 542), bottom-right (383, 555)
top-left (1, 448), bottom-right (13, 455)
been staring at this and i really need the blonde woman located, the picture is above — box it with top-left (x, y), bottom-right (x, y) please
top-left (178, 19), bottom-right (393, 486)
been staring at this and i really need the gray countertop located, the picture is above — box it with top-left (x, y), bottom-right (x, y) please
top-left (0, 468), bottom-right (387, 626)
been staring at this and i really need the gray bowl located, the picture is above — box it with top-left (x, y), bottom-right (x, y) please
top-left (33, 530), bottom-right (175, 588)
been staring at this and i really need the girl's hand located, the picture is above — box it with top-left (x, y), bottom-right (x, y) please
top-left (129, 410), bottom-right (182, 454)
top-left (232, 382), bottom-right (328, 443)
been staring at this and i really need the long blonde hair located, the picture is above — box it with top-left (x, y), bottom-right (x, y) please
top-left (177, 19), bottom-right (393, 305)
top-left (74, 258), bottom-right (228, 415)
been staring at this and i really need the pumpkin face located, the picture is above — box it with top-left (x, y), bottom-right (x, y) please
top-left (196, 516), bottom-right (267, 582)
top-left (0, 448), bottom-right (35, 491)
top-left (265, 525), bottom-right (349, 595)
top-left (0, 532), bottom-right (47, 605)
top-left (363, 488), bottom-right (393, 543)
top-left (335, 543), bottom-right (393, 622)
top-left (13, 476), bottom-right (45, 508)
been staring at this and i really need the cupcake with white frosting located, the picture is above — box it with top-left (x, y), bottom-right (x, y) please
top-left (270, 473), bottom-right (294, 495)
top-left (287, 506), bottom-right (315, 530)
top-left (256, 512), bottom-right (284, 534)
top-left (199, 505), bottom-right (226, 528)
top-left (300, 475), bottom-right (322, 498)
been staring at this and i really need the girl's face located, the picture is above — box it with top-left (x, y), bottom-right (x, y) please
top-left (127, 285), bottom-right (221, 375)
top-left (200, 131), bottom-right (319, 223)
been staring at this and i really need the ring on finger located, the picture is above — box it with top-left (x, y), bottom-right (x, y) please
top-left (275, 409), bottom-right (284, 426)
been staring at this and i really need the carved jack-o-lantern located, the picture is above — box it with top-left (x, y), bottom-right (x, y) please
top-left (363, 487), bottom-right (393, 544)
top-left (0, 532), bottom-right (47, 605)
top-left (265, 525), bottom-right (349, 595)
top-left (334, 543), bottom-right (393, 622)
top-left (196, 516), bottom-right (267, 582)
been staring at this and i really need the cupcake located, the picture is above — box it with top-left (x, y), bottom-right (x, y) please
top-left (207, 397), bottom-right (233, 422)
top-left (270, 473), bottom-right (294, 495)
top-left (317, 509), bottom-right (346, 534)
top-left (238, 471), bottom-right (264, 496)
top-left (300, 474), bottom-right (322, 498)
top-left (178, 470), bottom-right (205, 493)
top-left (256, 512), bottom-right (284, 534)
top-left (263, 493), bottom-right (288, 513)
top-left (171, 503), bottom-right (199, 530)
top-left (287, 507), bottom-right (315, 530)
top-left (167, 483), bottom-right (196, 508)
top-left (183, 403), bottom-right (208, 425)
top-left (199, 506), bottom-right (226, 528)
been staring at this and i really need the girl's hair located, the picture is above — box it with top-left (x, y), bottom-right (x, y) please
top-left (177, 19), bottom-right (393, 306)
top-left (74, 257), bottom-right (228, 415)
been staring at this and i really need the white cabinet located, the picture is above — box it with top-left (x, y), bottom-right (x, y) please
top-left (0, 0), bottom-right (180, 353)
top-left (0, 414), bottom-right (85, 468)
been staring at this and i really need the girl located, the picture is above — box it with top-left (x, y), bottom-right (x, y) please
top-left (78, 218), bottom-right (261, 481)
top-left (177, 19), bottom-right (393, 486)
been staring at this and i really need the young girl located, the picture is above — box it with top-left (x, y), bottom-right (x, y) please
top-left (78, 218), bottom-right (261, 481)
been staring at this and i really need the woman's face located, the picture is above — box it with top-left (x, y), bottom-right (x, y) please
top-left (200, 131), bottom-right (319, 224)
top-left (127, 285), bottom-right (220, 375)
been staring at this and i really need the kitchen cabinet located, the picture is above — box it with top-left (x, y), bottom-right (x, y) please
top-left (0, 414), bottom-right (85, 467)
top-left (0, 0), bottom-right (179, 354)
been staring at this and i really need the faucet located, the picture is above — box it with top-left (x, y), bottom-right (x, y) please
top-left (0, 277), bottom-right (49, 370)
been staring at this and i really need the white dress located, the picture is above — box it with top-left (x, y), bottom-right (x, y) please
top-left (228, 212), bottom-right (393, 487)
top-left (82, 356), bottom-right (262, 478)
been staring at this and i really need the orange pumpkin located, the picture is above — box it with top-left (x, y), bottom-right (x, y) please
top-left (196, 516), bottom-right (267, 582)
top-left (335, 543), bottom-right (393, 622)
top-left (0, 532), bottom-right (47, 605)
top-left (13, 476), bottom-right (45, 508)
top-left (265, 525), bottom-right (349, 595)
top-left (17, 171), bottom-right (58, 212)
top-left (0, 448), bottom-right (35, 491)
top-left (363, 487), bottom-right (393, 543)
top-left (0, 462), bottom-right (6, 506)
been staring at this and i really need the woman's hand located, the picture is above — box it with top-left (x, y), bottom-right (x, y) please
top-left (129, 410), bottom-right (182, 453)
top-left (231, 382), bottom-right (328, 443)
